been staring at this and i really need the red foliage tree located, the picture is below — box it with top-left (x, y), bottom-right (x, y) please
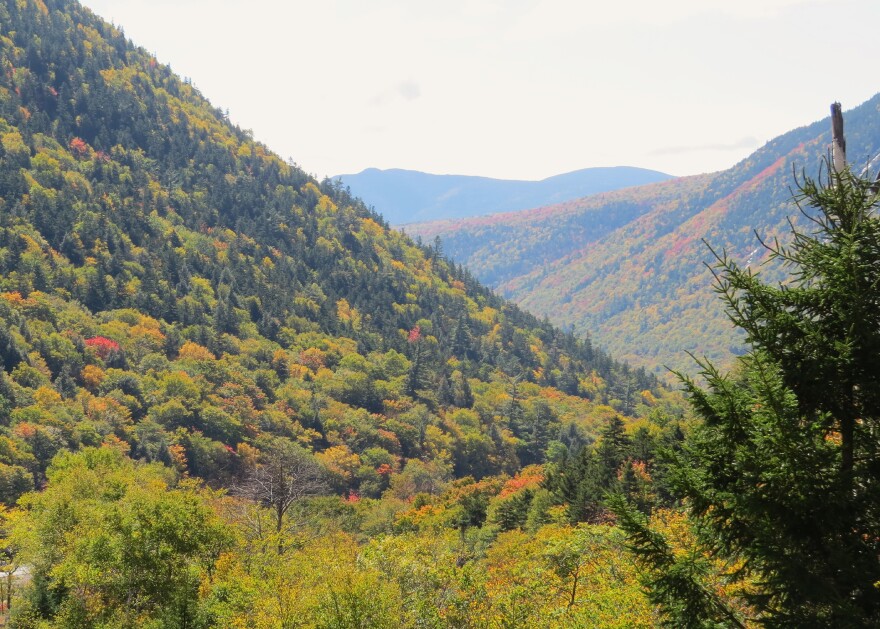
top-left (84, 336), bottom-right (120, 360)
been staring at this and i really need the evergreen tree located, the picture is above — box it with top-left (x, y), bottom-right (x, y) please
top-left (614, 162), bottom-right (880, 626)
top-left (594, 414), bottom-right (629, 486)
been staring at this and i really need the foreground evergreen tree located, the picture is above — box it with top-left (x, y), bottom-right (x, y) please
top-left (613, 160), bottom-right (880, 627)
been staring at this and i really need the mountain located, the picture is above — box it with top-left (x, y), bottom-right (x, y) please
top-left (333, 166), bottom-right (673, 224)
top-left (0, 0), bottom-right (663, 499)
top-left (406, 95), bottom-right (880, 373)
top-left (0, 2), bottom-right (744, 626)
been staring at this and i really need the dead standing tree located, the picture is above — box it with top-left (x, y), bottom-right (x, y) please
top-left (234, 439), bottom-right (327, 554)
top-left (831, 101), bottom-right (846, 174)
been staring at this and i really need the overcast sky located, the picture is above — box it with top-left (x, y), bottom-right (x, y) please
top-left (82, 0), bottom-right (878, 181)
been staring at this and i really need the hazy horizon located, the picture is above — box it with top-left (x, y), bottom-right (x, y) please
top-left (83, 0), bottom-right (879, 182)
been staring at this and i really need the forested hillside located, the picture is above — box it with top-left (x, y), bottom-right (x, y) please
top-left (0, 1), bottom-right (693, 626)
top-left (409, 174), bottom-right (715, 288)
top-left (408, 96), bottom-right (880, 372)
top-left (0, 0), bottom-right (663, 488)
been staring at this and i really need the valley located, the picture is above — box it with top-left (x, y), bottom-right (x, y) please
top-left (0, 1), bottom-right (877, 626)
top-left (407, 96), bottom-right (880, 373)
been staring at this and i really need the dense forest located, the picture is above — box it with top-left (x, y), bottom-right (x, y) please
top-left (0, 1), bottom-right (878, 627)
top-left (0, 0), bottom-right (661, 490)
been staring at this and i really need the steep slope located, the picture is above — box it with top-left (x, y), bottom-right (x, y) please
top-left (0, 0), bottom-right (663, 505)
top-left (408, 95), bottom-right (880, 372)
top-left (334, 166), bottom-right (672, 224)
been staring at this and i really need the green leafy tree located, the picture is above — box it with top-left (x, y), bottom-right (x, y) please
top-left (614, 162), bottom-right (880, 626)
top-left (10, 447), bottom-right (232, 628)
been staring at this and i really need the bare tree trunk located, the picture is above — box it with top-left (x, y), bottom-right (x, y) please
top-left (830, 102), bottom-right (856, 487)
top-left (831, 102), bottom-right (846, 174)
top-left (568, 567), bottom-right (580, 609)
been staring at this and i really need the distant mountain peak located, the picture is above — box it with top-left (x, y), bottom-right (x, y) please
top-left (333, 166), bottom-right (673, 224)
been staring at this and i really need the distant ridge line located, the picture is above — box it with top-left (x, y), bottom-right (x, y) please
top-left (333, 166), bottom-right (673, 225)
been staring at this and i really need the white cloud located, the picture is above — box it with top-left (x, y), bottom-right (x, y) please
top-left (651, 137), bottom-right (761, 155)
top-left (369, 80), bottom-right (422, 107)
top-left (397, 80), bottom-right (421, 101)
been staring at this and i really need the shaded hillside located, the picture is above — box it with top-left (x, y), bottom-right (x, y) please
top-left (0, 0), bottom-right (663, 506)
top-left (334, 166), bottom-right (672, 224)
top-left (408, 95), bottom-right (880, 373)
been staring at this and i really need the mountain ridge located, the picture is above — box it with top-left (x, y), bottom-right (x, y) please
top-left (405, 94), bottom-right (880, 373)
top-left (333, 165), bottom-right (673, 224)
top-left (0, 0), bottom-right (662, 502)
